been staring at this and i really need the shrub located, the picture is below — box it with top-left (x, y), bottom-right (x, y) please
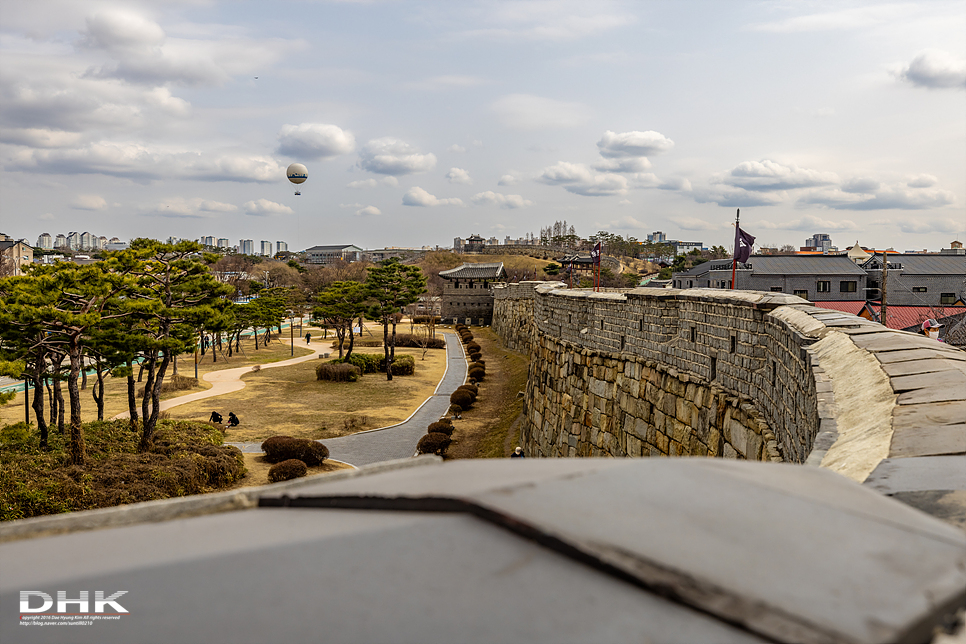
top-left (268, 459), bottom-right (307, 483)
top-left (333, 353), bottom-right (381, 374)
top-left (378, 353), bottom-right (416, 376)
top-left (473, 359), bottom-right (485, 366)
top-left (450, 389), bottom-right (474, 410)
top-left (469, 362), bottom-right (485, 372)
top-left (261, 436), bottom-right (330, 465)
top-left (460, 332), bottom-right (474, 342)
top-left (469, 352), bottom-right (482, 362)
top-left (447, 404), bottom-right (463, 416)
top-left (465, 341), bottom-right (481, 353)
top-left (435, 417), bottom-right (453, 426)
top-left (458, 383), bottom-right (478, 395)
top-left (456, 385), bottom-right (477, 400)
top-left (332, 337), bottom-right (382, 348)
top-left (468, 367), bottom-right (486, 381)
top-left (413, 315), bottom-right (441, 325)
top-left (393, 333), bottom-right (445, 349)
top-left (315, 363), bottom-right (361, 382)
top-left (427, 421), bottom-right (454, 435)
top-left (417, 432), bottom-right (452, 456)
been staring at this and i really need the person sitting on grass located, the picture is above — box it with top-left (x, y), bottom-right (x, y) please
top-left (227, 412), bottom-right (240, 427)
top-left (209, 411), bottom-right (223, 424)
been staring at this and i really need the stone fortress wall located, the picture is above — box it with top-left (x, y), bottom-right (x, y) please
top-left (493, 282), bottom-right (966, 489)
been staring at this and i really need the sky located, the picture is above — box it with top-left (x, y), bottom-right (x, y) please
top-left (1, 0), bottom-right (965, 253)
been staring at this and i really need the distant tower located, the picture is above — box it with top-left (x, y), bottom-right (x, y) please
top-left (260, 240), bottom-right (273, 256)
top-left (276, 241), bottom-right (288, 254)
top-left (37, 233), bottom-right (53, 249)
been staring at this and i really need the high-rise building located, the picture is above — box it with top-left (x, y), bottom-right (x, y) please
top-left (37, 233), bottom-right (53, 249)
top-left (217, 238), bottom-right (230, 249)
top-left (805, 234), bottom-right (832, 253)
top-left (167, 236), bottom-right (182, 245)
top-left (66, 232), bottom-right (80, 250)
top-left (647, 231), bottom-right (666, 243)
top-left (239, 239), bottom-right (255, 255)
top-left (80, 232), bottom-right (93, 250)
top-left (276, 241), bottom-right (288, 254)
top-left (260, 240), bottom-right (273, 256)
top-left (97, 236), bottom-right (107, 250)
top-left (55, 234), bottom-right (67, 248)
top-left (201, 236), bottom-right (215, 247)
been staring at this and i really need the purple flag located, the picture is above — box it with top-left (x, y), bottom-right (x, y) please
top-left (591, 241), bottom-right (602, 265)
top-left (734, 226), bottom-right (755, 264)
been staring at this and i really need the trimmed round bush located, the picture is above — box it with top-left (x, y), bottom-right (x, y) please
top-left (457, 383), bottom-right (478, 395)
top-left (469, 362), bottom-right (485, 372)
top-left (316, 362), bottom-right (361, 382)
top-left (427, 421), bottom-right (454, 435)
top-left (465, 341), bottom-right (481, 353)
top-left (469, 352), bottom-right (482, 362)
top-left (302, 441), bottom-right (330, 466)
top-left (468, 367), bottom-right (486, 381)
top-left (460, 332), bottom-right (474, 342)
top-left (473, 359), bottom-right (485, 366)
top-left (268, 459), bottom-right (307, 483)
top-left (450, 389), bottom-right (474, 410)
top-left (262, 436), bottom-right (329, 465)
top-left (417, 432), bottom-right (452, 456)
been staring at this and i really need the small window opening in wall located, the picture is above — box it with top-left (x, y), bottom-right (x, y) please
top-left (639, 319), bottom-right (643, 332)
top-left (568, 314), bottom-right (572, 324)
top-left (771, 360), bottom-right (777, 385)
top-left (600, 319), bottom-right (604, 330)
top-left (620, 335), bottom-right (626, 351)
top-left (710, 356), bottom-right (717, 381)
top-left (690, 327), bottom-right (696, 343)
top-left (730, 335), bottom-right (736, 354)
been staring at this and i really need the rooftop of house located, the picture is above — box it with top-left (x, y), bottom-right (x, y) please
top-left (305, 244), bottom-right (362, 252)
top-left (439, 262), bottom-right (507, 280)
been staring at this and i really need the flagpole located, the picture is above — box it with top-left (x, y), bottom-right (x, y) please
top-left (731, 208), bottom-right (739, 290)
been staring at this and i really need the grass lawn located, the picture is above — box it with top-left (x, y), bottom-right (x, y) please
top-left (230, 453), bottom-right (354, 488)
top-left (445, 327), bottom-right (531, 459)
top-left (162, 343), bottom-right (449, 442)
top-left (0, 329), bottom-right (318, 427)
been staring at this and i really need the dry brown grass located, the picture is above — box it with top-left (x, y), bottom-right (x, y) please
top-left (162, 344), bottom-right (448, 441)
top-left (0, 331), bottom-right (316, 427)
top-left (231, 452), bottom-right (353, 488)
top-left (445, 327), bottom-right (531, 459)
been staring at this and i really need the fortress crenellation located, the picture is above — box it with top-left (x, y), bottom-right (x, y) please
top-left (494, 282), bottom-right (966, 490)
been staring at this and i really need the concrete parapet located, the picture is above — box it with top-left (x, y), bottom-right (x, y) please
top-left (494, 284), bottom-right (966, 524)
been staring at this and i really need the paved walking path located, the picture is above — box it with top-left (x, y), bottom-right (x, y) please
top-left (110, 338), bottom-right (332, 420)
top-left (227, 333), bottom-right (468, 467)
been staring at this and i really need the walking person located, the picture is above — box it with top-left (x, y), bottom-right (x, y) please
top-left (305, 332), bottom-right (312, 345)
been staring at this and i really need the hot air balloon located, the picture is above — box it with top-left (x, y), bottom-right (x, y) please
top-left (287, 163), bottom-right (308, 195)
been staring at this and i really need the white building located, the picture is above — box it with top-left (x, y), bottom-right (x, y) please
top-left (55, 234), bottom-right (67, 248)
top-left (276, 241), bottom-right (288, 254)
top-left (217, 238), bottom-right (230, 249)
top-left (97, 235), bottom-right (107, 250)
top-left (260, 240), bottom-right (273, 256)
top-left (239, 239), bottom-right (255, 255)
top-left (36, 233), bottom-right (53, 249)
top-left (201, 236), bottom-right (215, 247)
top-left (66, 232), bottom-right (80, 250)
top-left (80, 232), bottom-right (93, 250)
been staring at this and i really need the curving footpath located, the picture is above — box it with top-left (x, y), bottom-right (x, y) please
top-left (226, 333), bottom-right (468, 466)
top-left (111, 340), bottom-right (331, 420)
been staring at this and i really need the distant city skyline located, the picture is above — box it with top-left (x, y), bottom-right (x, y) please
top-left (2, 1), bottom-right (964, 251)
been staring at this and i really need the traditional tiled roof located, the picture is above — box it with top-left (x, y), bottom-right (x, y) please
top-left (438, 262), bottom-right (506, 280)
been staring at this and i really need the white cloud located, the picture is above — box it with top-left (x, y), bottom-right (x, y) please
top-left (0, 128), bottom-right (85, 148)
top-left (498, 173), bottom-right (521, 186)
top-left (39, 213), bottom-right (56, 220)
top-left (402, 186), bottom-right (464, 207)
top-left (896, 218), bottom-right (964, 234)
top-left (692, 185), bottom-right (786, 207)
top-left (894, 50), bottom-right (966, 90)
top-left (537, 161), bottom-right (628, 196)
top-left (459, 1), bottom-right (635, 41)
top-left (358, 137), bottom-right (437, 175)
top-left (356, 205), bottom-right (381, 217)
top-left (277, 123), bottom-right (355, 160)
top-left (490, 94), bottom-right (590, 130)
top-left (347, 177), bottom-right (398, 188)
top-left (593, 157), bottom-right (651, 173)
top-left (448, 144), bottom-right (466, 153)
top-left (244, 198), bottom-right (293, 216)
top-left (676, 217), bottom-right (722, 231)
top-left (446, 167), bottom-right (473, 184)
top-left (471, 191), bottom-right (533, 209)
top-left (747, 5), bottom-right (917, 33)
top-left (598, 215), bottom-right (645, 230)
top-left (659, 176), bottom-right (692, 192)
top-left (754, 215), bottom-right (859, 232)
top-left (71, 194), bottom-right (106, 210)
top-left (597, 130), bottom-right (674, 158)
top-left (151, 197), bottom-right (237, 217)
top-left (618, 199), bottom-right (631, 206)
top-left (841, 177), bottom-right (881, 193)
top-left (722, 160), bottom-right (839, 192)
top-left (907, 174), bottom-right (938, 188)
top-left (799, 184), bottom-right (955, 210)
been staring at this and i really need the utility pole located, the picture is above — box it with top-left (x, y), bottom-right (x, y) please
top-left (24, 377), bottom-right (29, 424)
top-left (880, 250), bottom-right (888, 328)
top-left (290, 314), bottom-right (294, 356)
